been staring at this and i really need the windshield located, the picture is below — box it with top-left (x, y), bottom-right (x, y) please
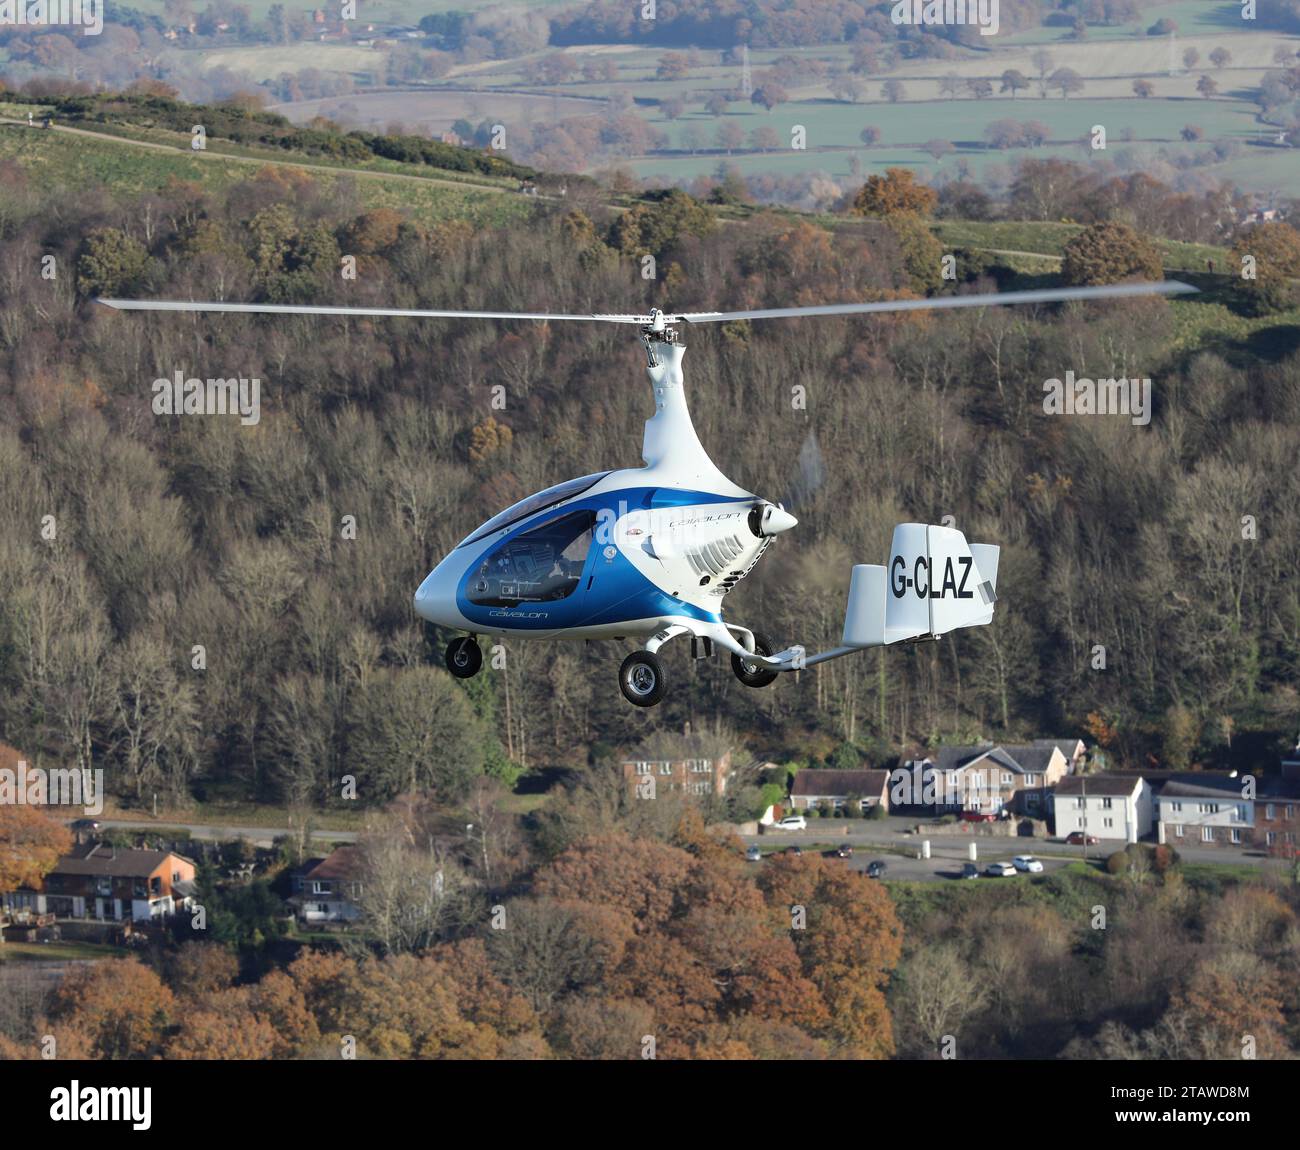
top-left (457, 472), bottom-right (610, 548)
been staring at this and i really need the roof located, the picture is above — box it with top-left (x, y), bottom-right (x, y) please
top-left (999, 744), bottom-right (1063, 774)
top-left (1032, 737), bottom-right (1085, 758)
top-left (49, 844), bottom-right (194, 879)
top-left (1054, 773), bottom-right (1144, 797)
top-left (919, 743), bottom-right (1044, 774)
top-left (791, 769), bottom-right (889, 798)
top-left (1159, 773), bottom-right (1300, 800)
top-left (304, 846), bottom-right (363, 882)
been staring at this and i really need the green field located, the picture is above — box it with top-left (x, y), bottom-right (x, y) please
top-left (0, 122), bottom-right (530, 227)
top-left (0, 939), bottom-right (128, 962)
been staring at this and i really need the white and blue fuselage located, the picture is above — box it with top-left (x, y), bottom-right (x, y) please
top-left (414, 338), bottom-right (794, 641)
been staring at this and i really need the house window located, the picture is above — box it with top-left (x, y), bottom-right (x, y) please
top-left (1024, 774), bottom-right (1037, 786)
top-left (1287, 805), bottom-right (1295, 820)
top-left (1230, 829), bottom-right (1242, 844)
top-left (658, 762), bottom-right (673, 776)
top-left (1001, 772), bottom-right (1012, 785)
top-left (1266, 831), bottom-right (1277, 846)
top-left (1235, 805), bottom-right (1249, 823)
top-left (1076, 816), bottom-right (1085, 828)
top-left (1201, 827), bottom-right (1214, 842)
top-left (1265, 803), bottom-right (1276, 820)
top-left (1075, 797), bottom-right (1085, 809)
top-left (1174, 824), bottom-right (1184, 837)
top-left (1102, 797), bottom-right (1112, 810)
top-left (1170, 801), bottom-right (1182, 812)
top-left (1103, 817), bottom-right (1113, 829)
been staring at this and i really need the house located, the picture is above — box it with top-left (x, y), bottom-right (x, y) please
top-left (1030, 737), bottom-right (1087, 774)
top-left (3, 844), bottom-right (197, 924)
top-left (1281, 739), bottom-right (1300, 780)
top-left (901, 741), bottom-right (1072, 816)
top-left (789, 769), bottom-right (890, 814)
top-left (292, 846), bottom-right (364, 924)
top-left (621, 743), bottom-right (732, 798)
top-left (1052, 774), bottom-right (1153, 842)
top-left (1156, 773), bottom-right (1300, 853)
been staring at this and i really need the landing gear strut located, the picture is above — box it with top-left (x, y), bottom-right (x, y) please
top-left (445, 636), bottom-right (483, 679)
top-left (619, 650), bottom-right (667, 707)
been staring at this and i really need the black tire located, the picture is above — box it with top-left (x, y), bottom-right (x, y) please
top-left (445, 636), bottom-right (483, 679)
top-left (732, 631), bottom-right (778, 688)
top-left (619, 650), bottom-right (667, 707)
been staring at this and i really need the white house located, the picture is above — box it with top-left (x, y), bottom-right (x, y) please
top-left (1156, 772), bottom-right (1300, 850)
top-left (1052, 774), bottom-right (1152, 842)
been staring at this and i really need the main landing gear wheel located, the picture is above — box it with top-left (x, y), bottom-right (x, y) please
top-left (445, 636), bottom-right (483, 679)
top-left (732, 631), bottom-right (779, 688)
top-left (619, 650), bottom-right (667, 707)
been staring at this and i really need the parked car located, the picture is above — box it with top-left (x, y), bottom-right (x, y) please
top-left (960, 862), bottom-right (980, 879)
top-left (71, 818), bottom-right (100, 832)
top-left (774, 815), bottom-right (807, 831)
top-left (1013, 855), bottom-right (1044, 873)
top-left (1065, 832), bottom-right (1100, 845)
top-left (835, 844), bottom-right (854, 859)
top-left (984, 861), bottom-right (1016, 877)
top-left (866, 860), bottom-right (887, 879)
top-left (784, 845), bottom-right (803, 856)
top-left (961, 811), bottom-right (998, 823)
top-left (745, 845), bottom-right (762, 863)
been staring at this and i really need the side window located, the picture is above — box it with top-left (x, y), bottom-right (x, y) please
top-left (469, 511), bottom-right (595, 607)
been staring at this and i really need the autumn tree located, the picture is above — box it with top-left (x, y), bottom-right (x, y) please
top-left (1230, 221), bottom-right (1300, 313)
top-left (47, 959), bottom-right (175, 1059)
top-left (1060, 221), bottom-right (1163, 285)
top-left (1000, 69), bottom-right (1029, 98)
top-left (852, 167), bottom-right (937, 218)
top-left (880, 78), bottom-right (905, 103)
top-left (76, 228), bottom-right (150, 297)
top-left (1050, 67), bottom-right (1086, 98)
top-left (750, 84), bottom-right (787, 112)
top-left (0, 804), bottom-right (72, 945)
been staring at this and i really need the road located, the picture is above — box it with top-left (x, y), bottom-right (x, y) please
top-left (741, 814), bottom-right (1283, 881)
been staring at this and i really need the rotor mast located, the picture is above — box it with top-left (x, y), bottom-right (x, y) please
top-left (635, 309), bottom-right (749, 496)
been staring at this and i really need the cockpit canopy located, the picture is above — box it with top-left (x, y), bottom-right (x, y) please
top-left (457, 471), bottom-right (611, 549)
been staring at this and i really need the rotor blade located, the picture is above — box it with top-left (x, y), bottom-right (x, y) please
top-left (96, 299), bottom-right (652, 323)
top-left (679, 280), bottom-right (1196, 323)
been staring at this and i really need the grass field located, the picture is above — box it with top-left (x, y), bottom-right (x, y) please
top-left (380, 4), bottom-right (1297, 196)
top-left (0, 121), bottom-right (531, 228)
top-left (125, 0), bottom-right (572, 24)
top-left (0, 939), bottom-right (128, 963)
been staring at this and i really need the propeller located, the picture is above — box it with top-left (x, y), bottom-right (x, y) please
top-left (97, 280), bottom-right (1196, 324)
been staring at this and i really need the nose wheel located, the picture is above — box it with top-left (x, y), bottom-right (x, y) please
top-left (445, 636), bottom-right (483, 679)
top-left (732, 631), bottom-right (778, 688)
top-left (619, 650), bottom-right (667, 707)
